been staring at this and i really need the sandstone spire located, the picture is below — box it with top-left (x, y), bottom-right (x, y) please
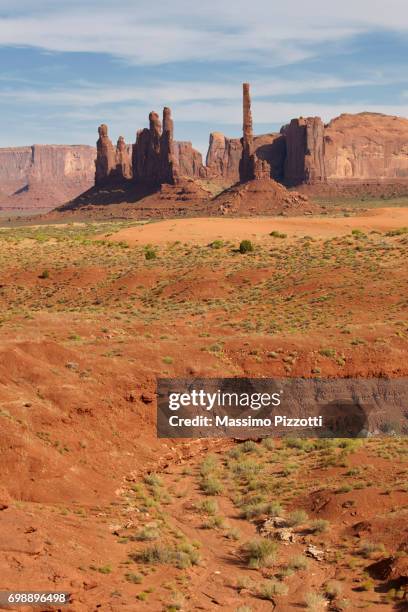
top-left (239, 83), bottom-right (255, 182)
top-left (239, 83), bottom-right (271, 182)
top-left (160, 107), bottom-right (177, 184)
top-left (132, 107), bottom-right (178, 185)
top-left (115, 136), bottom-right (132, 180)
top-left (95, 124), bottom-right (116, 185)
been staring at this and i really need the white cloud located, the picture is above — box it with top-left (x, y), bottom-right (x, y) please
top-left (0, 75), bottom-right (394, 108)
top-left (0, 0), bottom-right (407, 66)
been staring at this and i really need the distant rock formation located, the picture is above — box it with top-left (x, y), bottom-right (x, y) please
top-left (0, 145), bottom-right (95, 210)
top-left (132, 108), bottom-right (177, 186)
top-left (206, 132), bottom-right (285, 183)
top-left (238, 83), bottom-right (274, 182)
top-left (3, 84), bottom-right (408, 213)
top-left (95, 124), bottom-right (116, 186)
top-left (324, 112), bottom-right (408, 181)
top-left (239, 83), bottom-right (257, 182)
top-left (282, 117), bottom-right (326, 186)
top-left (206, 133), bottom-right (242, 180)
top-left (115, 136), bottom-right (132, 180)
top-left (173, 142), bottom-right (205, 178)
top-left (214, 82), bottom-right (315, 216)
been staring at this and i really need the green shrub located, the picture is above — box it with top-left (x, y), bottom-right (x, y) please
top-left (286, 509), bottom-right (308, 527)
top-left (198, 499), bottom-right (218, 515)
top-left (144, 473), bottom-right (163, 487)
top-left (241, 538), bottom-right (277, 568)
top-left (239, 240), bottom-right (254, 254)
top-left (38, 269), bottom-right (50, 279)
top-left (259, 580), bottom-right (288, 599)
top-left (134, 527), bottom-right (160, 541)
top-left (125, 572), bottom-right (143, 583)
top-left (200, 477), bottom-right (223, 495)
top-left (210, 239), bottom-right (224, 249)
top-left (288, 554), bottom-right (308, 570)
top-left (270, 231), bottom-right (287, 239)
top-left (144, 247), bottom-right (157, 260)
top-left (131, 542), bottom-right (200, 568)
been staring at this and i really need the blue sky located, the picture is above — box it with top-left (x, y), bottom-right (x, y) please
top-left (0, 0), bottom-right (408, 157)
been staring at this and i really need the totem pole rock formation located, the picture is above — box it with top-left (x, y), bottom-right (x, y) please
top-left (132, 107), bottom-right (177, 186)
top-left (95, 124), bottom-right (116, 186)
top-left (239, 83), bottom-right (255, 182)
top-left (239, 83), bottom-right (271, 182)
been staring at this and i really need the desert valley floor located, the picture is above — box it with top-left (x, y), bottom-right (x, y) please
top-left (0, 205), bottom-right (407, 611)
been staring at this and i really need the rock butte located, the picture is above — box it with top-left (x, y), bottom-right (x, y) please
top-left (0, 145), bottom-right (96, 210)
top-left (2, 83), bottom-right (408, 210)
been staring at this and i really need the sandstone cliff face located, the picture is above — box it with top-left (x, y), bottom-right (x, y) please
top-left (173, 142), bottom-right (205, 178)
top-left (283, 117), bottom-right (326, 186)
top-left (324, 112), bottom-right (408, 181)
top-left (0, 147), bottom-right (32, 194)
top-left (206, 133), bottom-right (242, 181)
top-left (0, 145), bottom-right (95, 209)
top-left (206, 132), bottom-right (285, 183)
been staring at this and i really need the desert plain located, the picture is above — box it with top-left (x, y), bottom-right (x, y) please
top-left (0, 197), bottom-right (407, 611)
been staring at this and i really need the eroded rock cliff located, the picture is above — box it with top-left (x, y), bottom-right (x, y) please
top-left (324, 112), bottom-right (408, 181)
top-left (0, 145), bottom-right (96, 209)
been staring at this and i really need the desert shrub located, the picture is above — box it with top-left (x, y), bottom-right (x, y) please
top-left (199, 454), bottom-right (218, 477)
top-left (324, 580), bottom-right (343, 599)
top-left (261, 437), bottom-right (275, 450)
top-left (236, 575), bottom-right (254, 592)
top-left (286, 509), bottom-right (308, 527)
top-left (258, 580), bottom-right (288, 599)
top-left (385, 227), bottom-right (408, 236)
top-left (131, 544), bottom-right (174, 565)
top-left (240, 501), bottom-right (282, 520)
top-left (239, 240), bottom-right (254, 254)
top-left (336, 484), bottom-right (352, 494)
top-left (226, 527), bottom-right (241, 541)
top-left (358, 541), bottom-right (385, 558)
top-left (198, 498), bottom-right (218, 515)
top-left (125, 572), bottom-right (143, 583)
top-left (210, 239), bottom-right (224, 249)
top-left (309, 519), bottom-right (330, 534)
top-left (359, 578), bottom-right (374, 591)
top-left (131, 542), bottom-right (200, 568)
top-left (351, 229), bottom-right (366, 238)
top-left (144, 473), bottom-right (163, 487)
top-left (38, 269), bottom-right (50, 279)
top-left (240, 440), bottom-right (259, 453)
top-left (202, 515), bottom-right (225, 529)
top-left (270, 231), bottom-right (287, 239)
top-left (231, 459), bottom-right (262, 478)
top-left (241, 538), bottom-right (278, 569)
top-left (144, 247), bottom-right (157, 260)
top-left (304, 592), bottom-right (326, 610)
top-left (200, 477), bottom-right (223, 495)
top-left (288, 554), bottom-right (308, 571)
top-left (319, 348), bottom-right (336, 358)
top-left (134, 527), bottom-right (160, 541)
